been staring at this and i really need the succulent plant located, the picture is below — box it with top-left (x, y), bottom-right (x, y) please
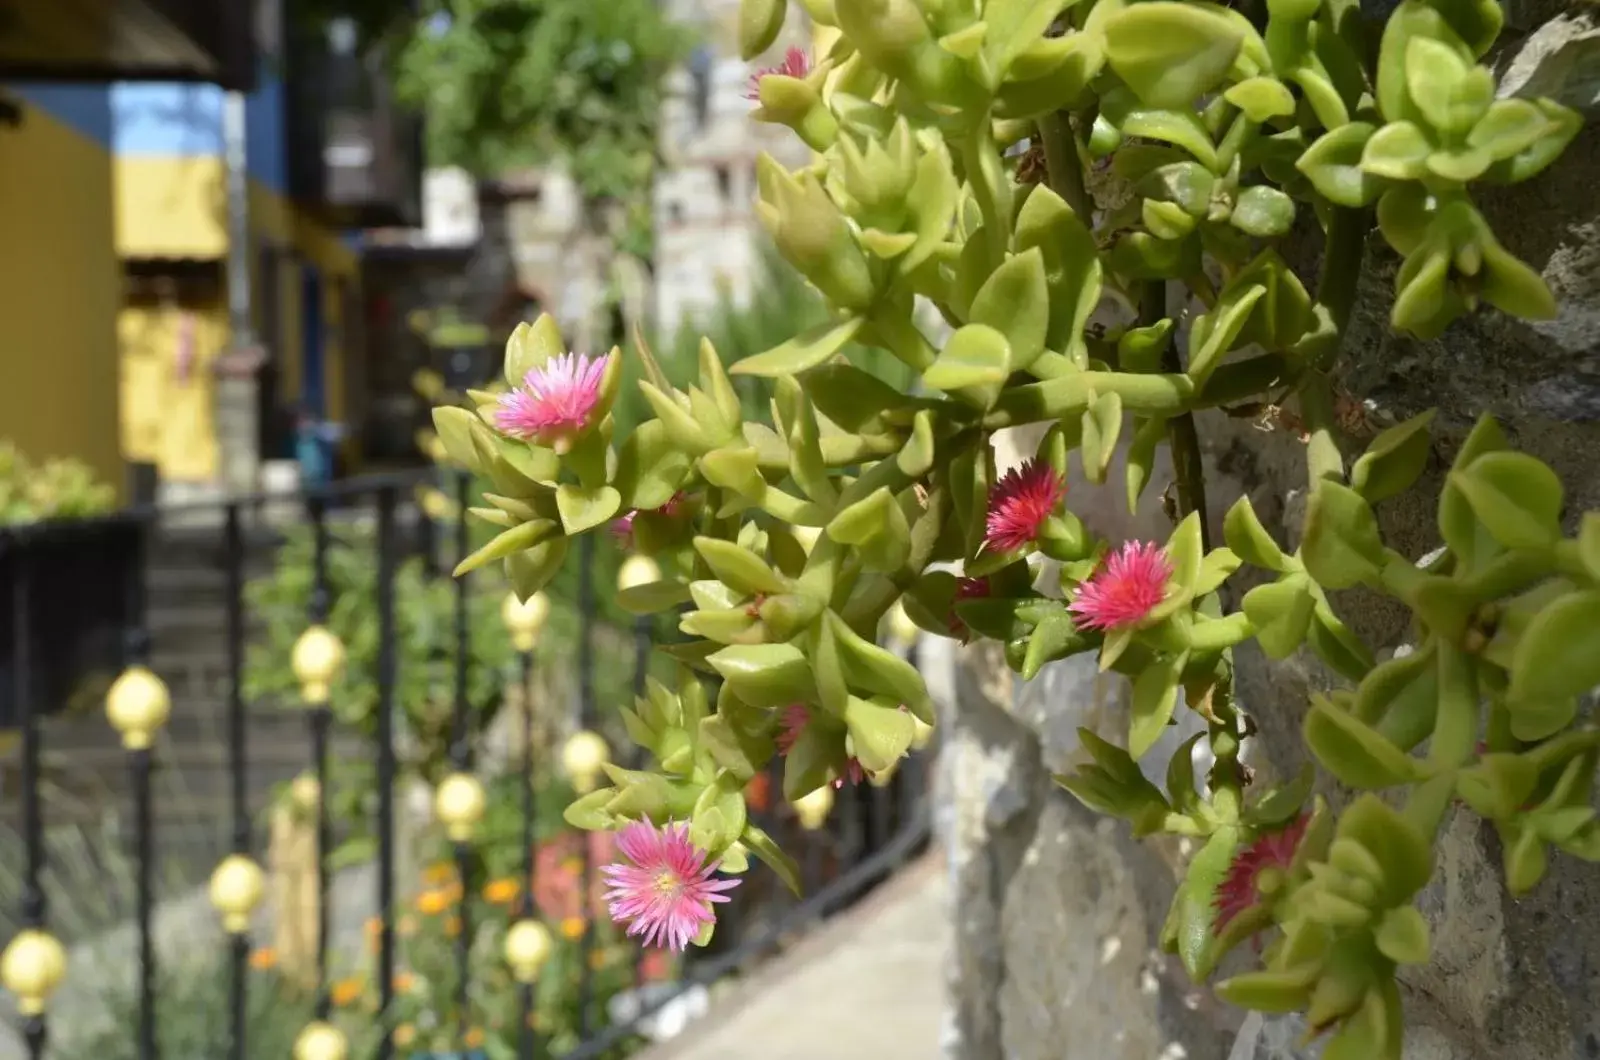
top-left (435, 0), bottom-right (1594, 1053)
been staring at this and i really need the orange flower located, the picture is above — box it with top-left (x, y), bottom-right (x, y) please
top-left (445, 915), bottom-right (462, 937)
top-left (329, 977), bottom-right (365, 1007)
top-left (483, 877), bottom-right (520, 905)
top-left (744, 772), bottom-right (772, 813)
top-left (399, 915), bottom-right (418, 936)
top-left (464, 1028), bottom-right (486, 1048)
top-left (560, 916), bottom-right (585, 941)
top-left (416, 889), bottom-right (451, 915)
top-left (393, 1024), bottom-right (416, 1048)
top-left (248, 948), bottom-right (277, 971)
top-left (393, 971), bottom-right (416, 994)
top-left (422, 861), bottom-right (455, 885)
top-left (443, 879), bottom-right (464, 903)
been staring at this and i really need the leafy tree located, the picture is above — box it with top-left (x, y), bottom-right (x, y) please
top-left (392, 2), bottom-right (692, 237)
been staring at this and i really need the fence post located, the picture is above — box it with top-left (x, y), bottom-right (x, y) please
top-left (209, 503), bottom-right (268, 1060)
top-left (501, 589), bottom-right (552, 1058)
top-left (0, 555), bottom-right (66, 1060)
top-left (103, 511), bottom-right (168, 1060)
top-left (289, 494), bottom-right (348, 1057)
top-left (374, 487), bottom-right (400, 1060)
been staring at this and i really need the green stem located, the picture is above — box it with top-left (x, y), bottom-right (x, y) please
top-left (1300, 372), bottom-right (1345, 486)
top-left (988, 353), bottom-right (1299, 428)
top-left (1187, 611), bottom-right (1257, 652)
top-left (1313, 208), bottom-right (1370, 364)
top-left (1148, 281), bottom-right (1212, 551)
top-left (1037, 110), bottom-right (1091, 220)
top-left (866, 302), bottom-right (939, 371)
top-left (1296, 207), bottom-right (1371, 489)
top-left (959, 125), bottom-right (1012, 269)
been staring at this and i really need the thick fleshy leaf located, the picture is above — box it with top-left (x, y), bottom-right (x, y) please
top-left (923, 324), bottom-right (1012, 406)
top-left (970, 248), bottom-right (1051, 369)
top-left (1243, 574), bottom-right (1316, 659)
top-left (1225, 76), bottom-right (1296, 121)
top-left (504, 313), bottom-right (565, 384)
top-left (1170, 825), bottom-right (1241, 979)
top-left (708, 644), bottom-right (817, 708)
top-left (505, 536), bottom-right (569, 601)
top-left (844, 696), bottom-right (916, 773)
top-left (1080, 391), bottom-right (1123, 485)
top-left (1125, 415), bottom-right (1167, 514)
top-left (433, 406), bottom-right (490, 473)
top-left (1304, 696), bottom-right (1421, 789)
top-left (1438, 413), bottom-right (1508, 569)
top-left (454, 519), bottom-right (557, 577)
top-left (1301, 482), bottom-right (1386, 589)
top-left (1130, 651), bottom-right (1188, 758)
top-left (1103, 2), bottom-right (1244, 109)
top-left (1230, 186), bottom-right (1296, 238)
top-left (741, 823), bottom-right (802, 896)
top-left (1223, 495), bottom-right (1288, 571)
top-left (738, 0), bottom-right (787, 59)
top-left (555, 485), bottom-right (623, 536)
top-left (1348, 409), bottom-right (1435, 505)
top-left (1405, 36), bottom-right (1493, 135)
top-left (1449, 450), bottom-right (1563, 550)
top-left (1298, 123), bottom-right (1385, 207)
top-left (695, 536), bottom-right (787, 597)
top-left (1480, 237), bottom-right (1558, 320)
top-left (827, 487), bottom-right (913, 573)
top-left (1509, 590), bottom-right (1600, 706)
top-left (618, 579), bottom-right (693, 616)
top-left (1360, 121), bottom-right (1433, 180)
top-left (1187, 282), bottom-right (1265, 388)
top-left (733, 316), bottom-right (867, 377)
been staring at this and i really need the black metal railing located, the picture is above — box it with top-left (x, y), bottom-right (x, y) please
top-left (0, 469), bottom-right (933, 1059)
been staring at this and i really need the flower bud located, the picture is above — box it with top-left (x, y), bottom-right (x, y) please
top-left (755, 155), bottom-right (876, 309)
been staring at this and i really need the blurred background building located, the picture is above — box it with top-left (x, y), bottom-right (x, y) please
top-left (1, 0), bottom-right (814, 508)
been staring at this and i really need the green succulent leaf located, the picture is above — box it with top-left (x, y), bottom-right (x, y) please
top-left (1304, 695), bottom-right (1421, 789)
top-left (1349, 410), bottom-right (1435, 505)
top-left (1103, 2), bottom-right (1245, 109)
top-left (1243, 574), bottom-right (1316, 659)
top-left (1301, 482), bottom-right (1386, 589)
top-left (1130, 651), bottom-right (1189, 759)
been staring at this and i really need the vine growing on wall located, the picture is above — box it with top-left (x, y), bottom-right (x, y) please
top-left (431, 0), bottom-right (1594, 1054)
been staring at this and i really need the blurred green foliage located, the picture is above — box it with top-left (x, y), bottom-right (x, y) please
top-left (0, 442), bottom-right (116, 525)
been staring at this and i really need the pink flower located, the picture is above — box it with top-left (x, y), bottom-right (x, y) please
top-left (744, 47), bottom-right (811, 102)
top-left (1067, 541), bottom-right (1173, 632)
top-left (1213, 815), bottom-right (1309, 934)
top-left (610, 491), bottom-right (689, 546)
top-left (494, 352), bottom-right (609, 447)
top-left (600, 819), bottom-right (740, 952)
top-left (948, 576), bottom-right (991, 643)
top-left (983, 459), bottom-right (1067, 554)
top-left (776, 704), bottom-right (864, 788)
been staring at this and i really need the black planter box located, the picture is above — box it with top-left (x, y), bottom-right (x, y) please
top-left (0, 514), bottom-right (146, 728)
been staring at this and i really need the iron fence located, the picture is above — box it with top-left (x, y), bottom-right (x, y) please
top-left (0, 469), bottom-right (932, 1059)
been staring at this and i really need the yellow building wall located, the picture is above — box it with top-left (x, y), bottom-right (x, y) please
top-left (113, 157), bottom-right (360, 476)
top-left (0, 103), bottom-right (124, 496)
top-left (118, 303), bottom-right (227, 481)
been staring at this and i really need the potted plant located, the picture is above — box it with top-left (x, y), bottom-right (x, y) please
top-left (0, 442), bottom-right (140, 726)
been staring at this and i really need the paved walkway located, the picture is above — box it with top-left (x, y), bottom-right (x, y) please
top-left (638, 852), bottom-right (951, 1060)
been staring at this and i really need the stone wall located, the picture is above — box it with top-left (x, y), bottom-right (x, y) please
top-left (938, 11), bottom-right (1600, 1060)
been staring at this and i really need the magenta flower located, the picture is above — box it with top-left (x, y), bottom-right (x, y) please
top-left (600, 819), bottom-right (740, 952)
top-left (983, 459), bottom-right (1067, 554)
top-left (776, 704), bottom-right (864, 788)
top-left (948, 576), bottom-right (992, 643)
top-left (1213, 815), bottom-right (1308, 934)
top-left (744, 46), bottom-right (811, 102)
top-left (610, 491), bottom-right (689, 546)
top-left (494, 352), bottom-right (609, 448)
top-left (1067, 541), bottom-right (1173, 632)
